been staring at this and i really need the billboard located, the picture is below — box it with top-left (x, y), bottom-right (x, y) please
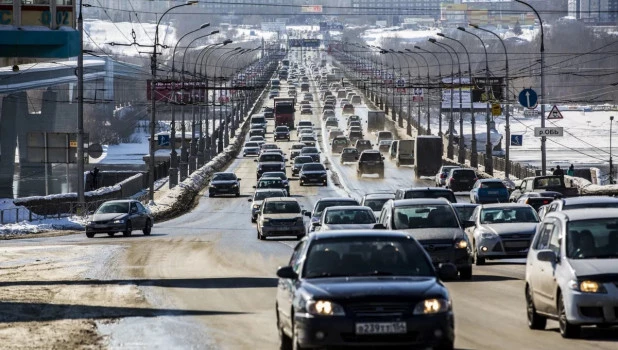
top-left (301, 5), bottom-right (322, 13)
top-left (441, 77), bottom-right (504, 110)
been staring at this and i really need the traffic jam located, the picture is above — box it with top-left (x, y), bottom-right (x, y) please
top-left (225, 53), bottom-right (618, 349)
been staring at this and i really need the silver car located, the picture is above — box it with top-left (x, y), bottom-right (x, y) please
top-left (248, 189), bottom-right (287, 222)
top-left (435, 165), bottom-right (459, 187)
top-left (525, 209), bottom-right (618, 338)
top-left (256, 197), bottom-right (305, 240)
top-left (464, 203), bottom-right (540, 265)
top-left (311, 206), bottom-right (376, 232)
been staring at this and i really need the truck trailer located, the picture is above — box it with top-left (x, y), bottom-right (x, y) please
top-left (273, 97), bottom-right (296, 129)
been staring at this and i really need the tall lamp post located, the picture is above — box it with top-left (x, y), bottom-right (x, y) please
top-left (470, 24), bottom-right (510, 177)
top-left (458, 27), bottom-right (494, 175)
top-left (168, 23), bottom-right (210, 187)
top-left (398, 50), bottom-right (421, 135)
top-left (428, 39), bottom-right (455, 159)
top-left (149, 0), bottom-right (198, 202)
top-left (415, 45), bottom-right (442, 136)
top-left (515, 0), bottom-right (546, 174)
top-left (611, 116), bottom-right (615, 184)
top-left (214, 47), bottom-right (242, 153)
top-left (437, 33), bottom-right (477, 167)
top-left (405, 48), bottom-right (431, 135)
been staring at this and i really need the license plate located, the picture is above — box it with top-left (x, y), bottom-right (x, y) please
top-left (309, 178), bottom-right (319, 182)
top-left (487, 191), bottom-right (499, 195)
top-left (219, 189), bottom-right (228, 192)
top-left (355, 322), bottom-right (407, 335)
top-left (505, 241), bottom-right (530, 248)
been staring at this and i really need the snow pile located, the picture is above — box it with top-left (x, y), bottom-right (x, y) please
top-left (0, 217), bottom-right (84, 236)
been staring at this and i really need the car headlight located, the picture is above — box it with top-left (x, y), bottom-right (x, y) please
top-left (232, 184), bottom-right (238, 188)
top-left (413, 298), bottom-right (451, 315)
top-left (253, 204), bottom-right (260, 209)
top-left (113, 219), bottom-right (125, 224)
top-left (210, 184), bottom-right (217, 188)
top-left (321, 173), bottom-right (327, 177)
top-left (454, 239), bottom-right (468, 249)
top-left (479, 230), bottom-right (498, 240)
top-left (570, 280), bottom-right (607, 294)
top-left (87, 221), bottom-right (94, 225)
top-left (306, 300), bottom-right (345, 316)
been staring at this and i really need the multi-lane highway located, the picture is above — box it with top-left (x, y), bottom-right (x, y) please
top-left (2, 57), bottom-right (617, 349)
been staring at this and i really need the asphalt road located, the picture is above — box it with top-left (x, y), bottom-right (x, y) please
top-left (4, 60), bottom-right (618, 349)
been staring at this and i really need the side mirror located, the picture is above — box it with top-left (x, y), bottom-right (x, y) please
top-left (237, 178), bottom-right (241, 181)
top-left (252, 185), bottom-right (257, 189)
top-left (537, 250), bottom-right (557, 263)
top-left (248, 198), bottom-right (253, 202)
top-left (373, 223), bottom-right (386, 230)
top-left (312, 221), bottom-right (321, 227)
top-left (325, 168), bottom-right (329, 171)
top-left (276, 266), bottom-right (298, 280)
top-left (304, 211), bottom-right (312, 217)
top-left (254, 159), bottom-right (258, 162)
top-left (463, 220), bottom-right (476, 229)
top-left (437, 263), bottom-right (459, 281)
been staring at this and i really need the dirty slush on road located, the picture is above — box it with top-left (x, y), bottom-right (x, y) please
top-left (0, 242), bottom-right (150, 349)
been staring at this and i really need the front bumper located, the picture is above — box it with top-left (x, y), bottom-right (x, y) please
top-left (422, 246), bottom-right (472, 270)
top-left (260, 224), bottom-right (305, 237)
top-left (301, 176), bottom-right (327, 184)
top-left (294, 312), bottom-right (454, 348)
top-left (86, 222), bottom-right (126, 233)
top-left (476, 237), bottom-right (531, 259)
top-left (564, 287), bottom-right (618, 325)
top-left (275, 133), bottom-right (290, 140)
top-left (209, 186), bottom-right (240, 195)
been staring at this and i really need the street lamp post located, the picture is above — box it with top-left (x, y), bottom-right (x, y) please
top-left (405, 48), bottom-right (431, 135)
top-left (214, 48), bottom-right (242, 153)
top-left (471, 24), bottom-right (510, 177)
top-left (415, 46), bottom-right (442, 136)
top-left (398, 50), bottom-right (421, 135)
top-left (149, 0), bottom-right (198, 202)
top-left (611, 116), bottom-right (615, 184)
top-left (428, 39), bottom-right (455, 159)
top-left (515, 0), bottom-right (546, 174)
top-left (168, 23), bottom-right (210, 187)
top-left (458, 27), bottom-right (494, 175)
top-left (439, 32), bottom-right (478, 168)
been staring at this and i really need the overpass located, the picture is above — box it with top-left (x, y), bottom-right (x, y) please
top-left (0, 56), bottom-right (146, 198)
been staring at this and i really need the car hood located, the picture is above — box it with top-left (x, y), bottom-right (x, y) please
top-left (481, 223), bottom-right (538, 236)
top-left (301, 170), bottom-right (327, 176)
top-left (211, 180), bottom-right (238, 185)
top-left (568, 259), bottom-right (618, 278)
top-left (302, 276), bottom-right (444, 299)
top-left (264, 213), bottom-right (302, 219)
top-left (91, 213), bottom-right (127, 221)
top-left (321, 223), bottom-right (376, 231)
top-left (399, 228), bottom-right (464, 241)
top-left (259, 162), bottom-right (285, 166)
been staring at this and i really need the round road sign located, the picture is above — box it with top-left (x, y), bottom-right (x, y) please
top-left (88, 143), bottom-right (103, 158)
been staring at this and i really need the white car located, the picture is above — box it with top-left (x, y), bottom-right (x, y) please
top-left (525, 209), bottom-right (618, 338)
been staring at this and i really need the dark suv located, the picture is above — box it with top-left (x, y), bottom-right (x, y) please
top-left (357, 150), bottom-right (384, 178)
top-left (255, 153), bottom-right (286, 180)
top-left (274, 126), bottom-right (291, 141)
top-left (208, 172), bottom-right (241, 197)
top-left (446, 168), bottom-right (478, 192)
top-left (394, 187), bottom-right (457, 203)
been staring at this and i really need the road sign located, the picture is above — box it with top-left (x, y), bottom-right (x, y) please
top-left (396, 78), bottom-right (405, 88)
top-left (547, 105), bottom-right (564, 119)
top-left (518, 88), bottom-right (538, 109)
top-left (534, 127), bottom-right (564, 137)
top-left (511, 135), bottom-right (523, 146)
top-left (491, 103), bottom-right (502, 116)
top-left (88, 143), bottom-right (103, 158)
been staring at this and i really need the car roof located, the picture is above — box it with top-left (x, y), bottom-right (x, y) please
top-left (451, 202), bottom-right (479, 208)
top-left (478, 178), bottom-right (502, 182)
top-left (316, 197), bottom-right (358, 203)
top-left (480, 203), bottom-right (533, 209)
top-left (254, 188), bottom-right (286, 193)
top-left (103, 199), bottom-right (135, 203)
top-left (324, 205), bottom-right (373, 211)
top-left (263, 197), bottom-right (299, 203)
top-left (310, 230), bottom-right (412, 241)
top-left (546, 208), bottom-right (618, 221)
top-left (393, 198), bottom-right (451, 206)
top-left (362, 150), bottom-right (381, 154)
top-left (559, 196), bottom-right (618, 204)
top-left (400, 187), bottom-right (452, 192)
top-left (364, 193), bottom-right (395, 199)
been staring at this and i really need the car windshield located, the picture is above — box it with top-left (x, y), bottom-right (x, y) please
top-left (324, 209), bottom-right (375, 224)
top-left (263, 201), bottom-right (301, 214)
top-left (259, 154), bottom-right (283, 162)
top-left (566, 218), bottom-right (618, 259)
top-left (452, 170), bottom-right (476, 179)
top-left (301, 148), bottom-right (318, 153)
top-left (481, 181), bottom-right (506, 189)
top-left (303, 164), bottom-right (325, 171)
top-left (564, 202), bottom-right (618, 210)
top-left (361, 153), bottom-right (382, 161)
top-left (303, 238), bottom-right (434, 278)
top-left (315, 200), bottom-right (358, 215)
top-left (404, 190), bottom-right (456, 202)
top-left (96, 202), bottom-right (129, 214)
top-left (257, 179), bottom-right (283, 188)
top-left (301, 136), bottom-right (315, 141)
top-left (333, 139), bottom-right (347, 145)
top-left (251, 117), bottom-right (265, 124)
top-left (454, 206), bottom-right (477, 221)
top-left (212, 173), bottom-right (236, 181)
top-left (343, 148), bottom-right (357, 154)
top-left (393, 205), bottom-right (459, 229)
top-left (276, 127), bottom-right (289, 132)
top-left (263, 172), bottom-right (286, 180)
top-left (254, 191), bottom-right (284, 200)
top-left (363, 199), bottom-right (391, 212)
top-left (294, 157), bottom-right (312, 164)
top-left (480, 207), bottom-right (539, 224)
top-left (357, 140), bottom-right (370, 145)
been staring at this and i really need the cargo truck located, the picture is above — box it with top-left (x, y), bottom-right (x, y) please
top-left (274, 97), bottom-right (296, 129)
top-left (367, 110), bottom-right (385, 131)
top-left (414, 136), bottom-right (442, 179)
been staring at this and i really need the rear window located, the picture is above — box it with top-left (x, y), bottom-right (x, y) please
top-left (259, 154), bottom-right (284, 162)
top-left (301, 147), bottom-right (319, 153)
top-left (453, 170), bottom-right (477, 178)
top-left (481, 181), bottom-right (506, 189)
top-left (361, 152), bottom-right (382, 161)
top-left (315, 200), bottom-right (359, 215)
top-left (251, 117), bottom-right (266, 124)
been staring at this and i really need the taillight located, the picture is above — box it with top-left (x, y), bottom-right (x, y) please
top-left (440, 173), bottom-right (446, 179)
top-left (450, 178), bottom-right (454, 182)
top-left (525, 199), bottom-right (530, 204)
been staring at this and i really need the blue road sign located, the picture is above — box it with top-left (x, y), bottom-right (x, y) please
top-left (518, 89), bottom-right (538, 109)
top-left (511, 134), bottom-right (523, 146)
top-left (158, 134), bottom-right (170, 146)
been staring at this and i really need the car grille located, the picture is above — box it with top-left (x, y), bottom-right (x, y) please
top-left (93, 220), bottom-right (109, 225)
top-left (270, 219), bottom-right (298, 226)
top-left (340, 333), bottom-right (419, 343)
top-left (347, 302), bottom-right (412, 317)
top-left (501, 233), bottom-right (531, 240)
top-left (579, 306), bottom-right (604, 318)
top-left (500, 240), bottom-right (531, 252)
top-left (420, 240), bottom-right (453, 253)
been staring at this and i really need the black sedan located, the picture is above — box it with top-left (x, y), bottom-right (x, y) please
top-left (292, 156), bottom-right (314, 177)
top-left (276, 231), bottom-right (456, 349)
top-left (208, 172), bottom-right (241, 197)
top-left (274, 126), bottom-right (291, 141)
top-left (85, 199), bottom-right (153, 238)
top-left (299, 162), bottom-right (328, 186)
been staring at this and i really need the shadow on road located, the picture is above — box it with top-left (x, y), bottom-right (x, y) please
top-left (0, 277), bottom-right (278, 289)
top-left (545, 326), bottom-right (618, 341)
top-left (0, 302), bottom-right (245, 323)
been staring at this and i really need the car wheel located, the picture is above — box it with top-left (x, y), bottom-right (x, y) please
top-left (474, 245), bottom-right (485, 265)
top-left (559, 292), bottom-right (580, 338)
top-left (143, 219), bottom-right (152, 235)
top-left (107, 232), bottom-right (115, 237)
top-left (236, 191), bottom-right (240, 197)
top-left (526, 285), bottom-right (547, 330)
top-left (208, 192), bottom-right (214, 198)
top-left (86, 231), bottom-right (95, 238)
top-left (396, 160), bottom-right (400, 167)
top-left (123, 221), bottom-right (132, 237)
top-left (323, 181), bottom-right (327, 187)
top-left (299, 181), bottom-right (304, 186)
top-left (257, 228), bottom-right (265, 240)
top-left (459, 266), bottom-right (472, 280)
top-left (277, 310), bottom-right (292, 350)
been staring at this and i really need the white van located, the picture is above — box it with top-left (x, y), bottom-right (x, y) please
top-left (395, 139), bottom-right (415, 167)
